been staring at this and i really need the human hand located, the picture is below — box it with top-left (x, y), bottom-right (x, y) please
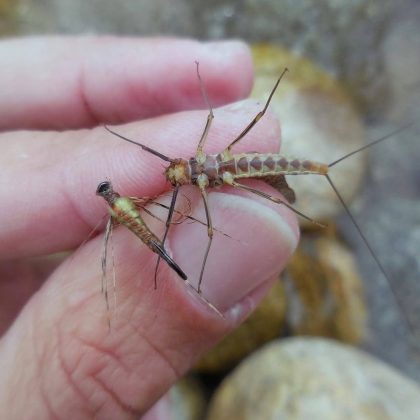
top-left (0, 36), bottom-right (298, 418)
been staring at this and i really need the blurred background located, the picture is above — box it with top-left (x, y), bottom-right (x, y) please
top-left (1, 0), bottom-right (419, 417)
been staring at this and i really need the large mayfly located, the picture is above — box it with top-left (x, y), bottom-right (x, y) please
top-left (104, 64), bottom-right (413, 326)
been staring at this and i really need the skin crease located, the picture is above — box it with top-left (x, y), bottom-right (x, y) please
top-left (0, 36), bottom-right (299, 419)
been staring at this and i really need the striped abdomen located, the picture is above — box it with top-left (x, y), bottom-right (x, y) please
top-left (219, 153), bottom-right (329, 179)
top-left (180, 153), bottom-right (329, 188)
top-left (187, 153), bottom-right (329, 186)
top-left (109, 196), bottom-right (187, 280)
top-left (111, 197), bottom-right (158, 247)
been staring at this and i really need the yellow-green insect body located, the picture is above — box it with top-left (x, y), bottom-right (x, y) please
top-left (96, 181), bottom-right (187, 280)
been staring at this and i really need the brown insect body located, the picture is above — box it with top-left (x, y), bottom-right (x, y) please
top-left (166, 153), bottom-right (328, 189)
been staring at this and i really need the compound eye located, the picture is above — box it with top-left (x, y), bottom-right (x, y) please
top-left (96, 181), bottom-right (111, 195)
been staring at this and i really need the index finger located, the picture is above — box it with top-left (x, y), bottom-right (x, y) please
top-left (0, 36), bottom-right (252, 130)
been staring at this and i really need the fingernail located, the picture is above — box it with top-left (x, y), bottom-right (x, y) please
top-left (169, 190), bottom-right (298, 312)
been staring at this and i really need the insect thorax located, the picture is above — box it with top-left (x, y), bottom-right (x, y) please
top-left (166, 159), bottom-right (191, 186)
top-left (189, 155), bottom-right (224, 188)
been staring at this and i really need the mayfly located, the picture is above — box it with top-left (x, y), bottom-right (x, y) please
top-left (96, 180), bottom-right (187, 305)
top-left (103, 64), bottom-right (413, 324)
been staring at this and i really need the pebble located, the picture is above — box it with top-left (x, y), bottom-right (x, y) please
top-left (207, 337), bottom-right (420, 420)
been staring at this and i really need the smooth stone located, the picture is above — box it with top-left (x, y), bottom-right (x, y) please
top-left (251, 44), bottom-right (367, 227)
top-left (207, 337), bottom-right (420, 420)
top-left (143, 376), bottom-right (206, 420)
top-left (284, 226), bottom-right (367, 344)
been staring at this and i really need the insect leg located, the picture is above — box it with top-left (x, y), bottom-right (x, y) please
top-left (195, 61), bottom-right (214, 158)
top-left (221, 68), bottom-right (288, 156)
top-left (231, 180), bottom-right (325, 227)
top-left (139, 198), bottom-right (232, 238)
top-left (198, 186), bottom-right (213, 294)
top-left (132, 198), bottom-right (188, 225)
top-left (154, 185), bottom-right (180, 288)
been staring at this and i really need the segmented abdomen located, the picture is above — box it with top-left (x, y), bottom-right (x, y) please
top-left (111, 197), bottom-right (157, 247)
top-left (218, 153), bottom-right (329, 179)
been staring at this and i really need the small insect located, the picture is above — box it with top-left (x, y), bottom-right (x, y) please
top-left (96, 180), bottom-right (187, 304)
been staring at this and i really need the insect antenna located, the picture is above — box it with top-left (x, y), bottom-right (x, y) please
top-left (325, 174), bottom-right (417, 333)
top-left (104, 125), bottom-right (175, 163)
top-left (328, 122), bottom-right (414, 168)
top-left (325, 124), bottom-right (418, 336)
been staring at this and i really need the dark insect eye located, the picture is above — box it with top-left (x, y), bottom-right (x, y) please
top-left (96, 181), bottom-right (111, 195)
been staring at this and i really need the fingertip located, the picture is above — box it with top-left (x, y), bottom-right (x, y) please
top-left (196, 40), bottom-right (254, 103)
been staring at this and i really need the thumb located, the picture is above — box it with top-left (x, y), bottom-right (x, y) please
top-left (0, 183), bottom-right (298, 418)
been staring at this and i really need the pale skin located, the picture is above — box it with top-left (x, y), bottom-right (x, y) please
top-left (0, 37), bottom-right (299, 419)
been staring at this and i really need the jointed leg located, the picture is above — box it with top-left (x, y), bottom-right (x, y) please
top-left (195, 61), bottom-right (214, 159)
top-left (131, 193), bottom-right (191, 225)
top-left (231, 180), bottom-right (325, 227)
top-left (138, 198), bottom-right (231, 237)
top-left (222, 68), bottom-right (288, 155)
top-left (198, 186), bottom-right (213, 294)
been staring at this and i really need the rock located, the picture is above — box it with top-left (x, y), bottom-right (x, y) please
top-left (251, 44), bottom-right (367, 227)
top-left (143, 376), bottom-right (206, 420)
top-left (16, 0), bottom-right (194, 36)
top-left (168, 377), bottom-right (206, 420)
top-left (284, 225), bottom-right (367, 344)
top-left (11, 1), bottom-right (401, 114)
top-left (207, 337), bottom-right (420, 420)
top-left (0, 0), bottom-right (19, 35)
top-left (198, 0), bottom-right (396, 112)
top-left (195, 281), bottom-right (286, 373)
top-left (383, 3), bottom-right (420, 123)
